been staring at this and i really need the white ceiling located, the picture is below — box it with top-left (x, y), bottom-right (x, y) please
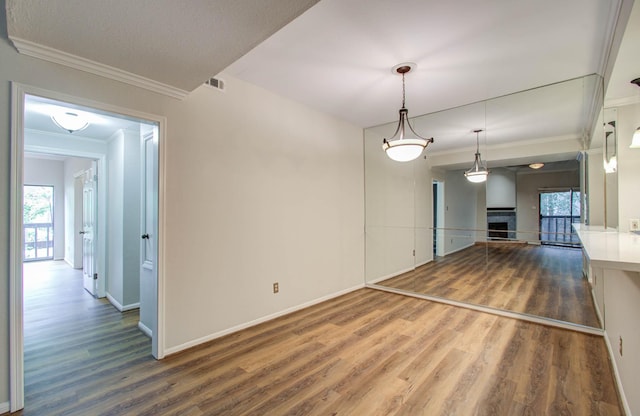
top-left (224, 0), bottom-right (622, 128)
top-left (8, 0), bottom-right (639, 164)
top-left (6, 0), bottom-right (320, 91)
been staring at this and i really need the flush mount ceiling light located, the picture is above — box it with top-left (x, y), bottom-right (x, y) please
top-left (51, 111), bottom-right (89, 133)
top-left (382, 63), bottom-right (434, 162)
top-left (630, 78), bottom-right (640, 149)
top-left (465, 129), bottom-right (489, 183)
top-left (529, 163), bottom-right (544, 169)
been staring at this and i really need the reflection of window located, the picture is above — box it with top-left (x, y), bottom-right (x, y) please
top-left (23, 185), bottom-right (54, 261)
top-left (539, 189), bottom-right (580, 247)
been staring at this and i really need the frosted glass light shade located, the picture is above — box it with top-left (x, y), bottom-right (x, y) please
top-left (465, 152), bottom-right (489, 183)
top-left (630, 127), bottom-right (640, 148)
top-left (382, 138), bottom-right (428, 162)
top-left (51, 111), bottom-right (89, 133)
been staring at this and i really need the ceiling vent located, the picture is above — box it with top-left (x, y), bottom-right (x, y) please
top-left (204, 77), bottom-right (225, 91)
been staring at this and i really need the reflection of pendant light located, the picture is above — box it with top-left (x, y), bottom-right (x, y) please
top-left (465, 129), bottom-right (489, 183)
top-left (51, 111), bottom-right (89, 133)
top-left (382, 63), bottom-right (434, 162)
top-left (630, 78), bottom-right (640, 148)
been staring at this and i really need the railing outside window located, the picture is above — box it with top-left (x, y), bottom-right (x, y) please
top-left (24, 222), bottom-right (54, 261)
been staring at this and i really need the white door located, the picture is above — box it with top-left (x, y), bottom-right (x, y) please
top-left (81, 167), bottom-right (97, 295)
top-left (140, 127), bottom-right (159, 357)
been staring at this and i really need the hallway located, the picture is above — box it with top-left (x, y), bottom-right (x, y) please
top-left (20, 261), bottom-right (151, 415)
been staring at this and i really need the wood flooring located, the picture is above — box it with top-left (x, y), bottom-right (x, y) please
top-left (380, 243), bottom-right (601, 328)
top-left (8, 261), bottom-right (621, 415)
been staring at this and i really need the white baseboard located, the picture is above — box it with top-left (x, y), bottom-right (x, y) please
top-left (138, 321), bottom-right (152, 338)
top-left (591, 288), bottom-right (603, 328)
top-left (0, 401), bottom-right (9, 413)
top-left (164, 283), bottom-right (365, 356)
top-left (603, 330), bottom-right (631, 416)
top-left (106, 293), bottom-right (140, 312)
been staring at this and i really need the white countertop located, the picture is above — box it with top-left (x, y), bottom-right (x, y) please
top-left (573, 224), bottom-right (640, 271)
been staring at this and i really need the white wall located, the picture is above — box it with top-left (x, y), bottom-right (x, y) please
top-left (486, 168), bottom-right (516, 208)
top-left (363, 124), bottom-right (433, 282)
top-left (443, 170), bottom-right (480, 254)
top-left (107, 128), bottom-right (141, 309)
top-left (23, 157), bottom-right (65, 260)
top-left (0, 14), bottom-right (365, 405)
top-left (107, 130), bottom-right (125, 304)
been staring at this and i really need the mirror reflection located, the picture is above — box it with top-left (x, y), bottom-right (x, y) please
top-left (365, 74), bottom-right (604, 329)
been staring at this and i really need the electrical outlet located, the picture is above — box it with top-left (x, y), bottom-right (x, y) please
top-left (619, 336), bottom-right (623, 356)
top-left (273, 282), bottom-right (279, 294)
top-left (630, 219), bottom-right (640, 231)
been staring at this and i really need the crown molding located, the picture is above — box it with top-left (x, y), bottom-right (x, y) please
top-left (604, 95), bottom-right (640, 108)
top-left (9, 36), bottom-right (189, 100)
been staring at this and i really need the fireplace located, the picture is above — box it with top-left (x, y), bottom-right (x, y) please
top-left (487, 209), bottom-right (516, 240)
top-left (488, 222), bottom-right (509, 239)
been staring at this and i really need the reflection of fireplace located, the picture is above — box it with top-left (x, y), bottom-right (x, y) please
top-left (488, 222), bottom-right (509, 239)
top-left (487, 209), bottom-right (516, 240)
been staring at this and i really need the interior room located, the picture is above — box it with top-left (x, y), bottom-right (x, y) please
top-left (1, 0), bottom-right (639, 414)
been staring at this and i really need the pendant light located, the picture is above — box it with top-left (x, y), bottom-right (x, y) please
top-left (465, 129), bottom-right (489, 183)
top-left (51, 110), bottom-right (89, 133)
top-left (382, 63), bottom-right (434, 162)
top-left (630, 78), bottom-right (640, 148)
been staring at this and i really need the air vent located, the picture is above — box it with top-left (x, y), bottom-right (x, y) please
top-left (204, 77), bottom-right (225, 91)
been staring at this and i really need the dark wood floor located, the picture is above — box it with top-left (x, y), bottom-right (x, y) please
top-left (8, 260), bottom-right (621, 415)
top-left (380, 243), bottom-right (601, 328)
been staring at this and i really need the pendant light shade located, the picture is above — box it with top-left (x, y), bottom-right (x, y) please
top-left (630, 127), bottom-right (640, 148)
top-left (51, 111), bottom-right (89, 133)
top-left (465, 129), bottom-right (489, 183)
top-left (382, 64), bottom-right (433, 162)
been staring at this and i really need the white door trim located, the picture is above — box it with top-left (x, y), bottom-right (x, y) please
top-left (9, 82), bottom-right (167, 412)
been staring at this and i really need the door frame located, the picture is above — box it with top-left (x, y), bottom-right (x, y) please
top-left (9, 82), bottom-right (167, 412)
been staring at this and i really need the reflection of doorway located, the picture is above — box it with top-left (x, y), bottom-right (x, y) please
top-left (539, 189), bottom-right (581, 246)
top-left (23, 185), bottom-right (54, 261)
top-left (433, 181), bottom-right (444, 257)
top-left (10, 84), bottom-right (165, 412)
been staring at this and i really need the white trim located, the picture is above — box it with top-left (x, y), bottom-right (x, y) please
top-left (9, 83), bottom-right (25, 412)
top-left (591, 288), bottom-right (604, 329)
top-left (0, 401), bottom-right (10, 413)
top-left (9, 83), bottom-right (168, 412)
top-left (106, 293), bottom-right (140, 312)
top-left (138, 322), bottom-right (153, 338)
top-left (603, 330), bottom-right (632, 416)
top-left (368, 284), bottom-right (605, 336)
top-left (9, 37), bottom-right (189, 100)
top-left (164, 283), bottom-right (365, 356)
top-left (605, 95), bottom-right (640, 108)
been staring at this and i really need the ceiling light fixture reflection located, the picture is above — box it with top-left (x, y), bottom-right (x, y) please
top-left (51, 111), bottom-right (89, 133)
top-left (382, 63), bottom-right (434, 162)
top-left (528, 163), bottom-right (544, 169)
top-left (464, 129), bottom-right (489, 183)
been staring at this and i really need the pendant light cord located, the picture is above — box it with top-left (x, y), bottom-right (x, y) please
top-left (401, 73), bottom-right (406, 109)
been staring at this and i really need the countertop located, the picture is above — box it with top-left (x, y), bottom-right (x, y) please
top-left (573, 224), bottom-right (640, 271)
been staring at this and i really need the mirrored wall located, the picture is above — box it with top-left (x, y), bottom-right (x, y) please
top-left (364, 74), bottom-right (609, 329)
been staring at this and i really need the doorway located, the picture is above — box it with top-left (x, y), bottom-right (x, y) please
top-left (433, 180), bottom-right (445, 257)
top-left (9, 83), bottom-right (166, 412)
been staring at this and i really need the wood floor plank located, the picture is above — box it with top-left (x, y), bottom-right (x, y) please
top-left (380, 243), bottom-right (600, 328)
top-left (9, 260), bottom-right (622, 416)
